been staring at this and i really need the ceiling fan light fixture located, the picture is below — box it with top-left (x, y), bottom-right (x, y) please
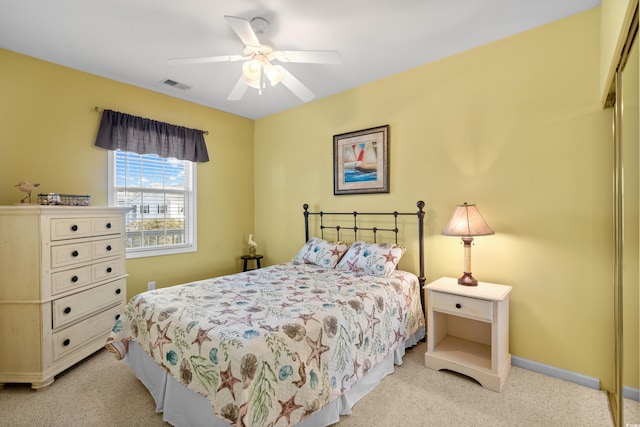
top-left (264, 63), bottom-right (284, 86)
top-left (245, 75), bottom-right (262, 89)
top-left (242, 59), bottom-right (262, 81)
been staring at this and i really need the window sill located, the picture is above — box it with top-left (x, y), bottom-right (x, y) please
top-left (126, 244), bottom-right (196, 259)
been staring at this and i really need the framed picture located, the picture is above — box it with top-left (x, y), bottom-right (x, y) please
top-left (333, 125), bottom-right (389, 195)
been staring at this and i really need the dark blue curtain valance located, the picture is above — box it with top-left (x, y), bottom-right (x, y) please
top-left (94, 109), bottom-right (209, 162)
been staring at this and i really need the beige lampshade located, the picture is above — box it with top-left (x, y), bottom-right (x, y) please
top-left (442, 203), bottom-right (494, 237)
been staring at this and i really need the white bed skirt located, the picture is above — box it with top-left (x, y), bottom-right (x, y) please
top-left (125, 326), bottom-right (424, 427)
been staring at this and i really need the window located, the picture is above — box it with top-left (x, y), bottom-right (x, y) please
top-left (108, 150), bottom-right (197, 258)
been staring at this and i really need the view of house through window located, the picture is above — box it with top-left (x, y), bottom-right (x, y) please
top-left (109, 150), bottom-right (196, 258)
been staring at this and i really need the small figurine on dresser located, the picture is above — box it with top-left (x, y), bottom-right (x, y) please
top-left (15, 181), bottom-right (41, 204)
top-left (248, 234), bottom-right (258, 256)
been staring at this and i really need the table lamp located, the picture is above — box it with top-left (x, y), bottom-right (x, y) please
top-left (441, 203), bottom-right (494, 286)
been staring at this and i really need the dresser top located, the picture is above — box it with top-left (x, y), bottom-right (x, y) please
top-left (0, 206), bottom-right (129, 215)
top-left (426, 276), bottom-right (512, 301)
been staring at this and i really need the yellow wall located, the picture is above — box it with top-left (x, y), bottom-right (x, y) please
top-left (254, 9), bottom-right (619, 390)
top-left (0, 48), bottom-right (255, 298)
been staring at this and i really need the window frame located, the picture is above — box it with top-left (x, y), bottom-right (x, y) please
top-left (108, 150), bottom-right (197, 259)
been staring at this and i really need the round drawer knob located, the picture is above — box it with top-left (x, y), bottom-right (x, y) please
top-left (106, 222), bottom-right (112, 229)
top-left (71, 275), bottom-right (78, 283)
top-left (64, 307), bottom-right (71, 314)
top-left (455, 303), bottom-right (462, 309)
top-left (71, 225), bottom-right (78, 232)
top-left (63, 339), bottom-right (71, 346)
top-left (106, 245), bottom-right (112, 251)
top-left (115, 288), bottom-right (121, 295)
top-left (72, 250), bottom-right (79, 257)
top-left (115, 314), bottom-right (121, 320)
top-left (106, 267), bottom-right (113, 273)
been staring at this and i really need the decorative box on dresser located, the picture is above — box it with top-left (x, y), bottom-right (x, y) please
top-left (424, 276), bottom-right (512, 392)
top-left (0, 206), bottom-right (128, 389)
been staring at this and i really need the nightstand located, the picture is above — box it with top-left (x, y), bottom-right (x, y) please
top-left (241, 254), bottom-right (263, 272)
top-left (424, 277), bottom-right (512, 392)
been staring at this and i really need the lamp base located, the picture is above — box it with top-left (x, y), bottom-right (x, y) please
top-left (457, 272), bottom-right (478, 286)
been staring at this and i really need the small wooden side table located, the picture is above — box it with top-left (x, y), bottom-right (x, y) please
top-left (424, 277), bottom-right (512, 392)
top-left (241, 254), bottom-right (263, 271)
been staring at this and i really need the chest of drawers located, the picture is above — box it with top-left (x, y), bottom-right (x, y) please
top-left (0, 206), bottom-right (128, 389)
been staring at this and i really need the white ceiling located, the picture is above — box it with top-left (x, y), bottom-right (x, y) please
top-left (1, 0), bottom-right (600, 120)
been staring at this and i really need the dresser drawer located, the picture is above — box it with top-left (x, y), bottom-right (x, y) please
top-left (92, 217), bottom-right (123, 236)
top-left (50, 241), bottom-right (92, 268)
top-left (92, 258), bottom-right (125, 282)
top-left (92, 237), bottom-right (124, 259)
top-left (50, 218), bottom-right (92, 241)
top-left (430, 291), bottom-right (493, 322)
top-left (51, 304), bottom-right (123, 361)
top-left (52, 278), bottom-right (125, 329)
top-left (51, 265), bottom-right (92, 295)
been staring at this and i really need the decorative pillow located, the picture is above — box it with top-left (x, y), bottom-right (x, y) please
top-left (335, 240), bottom-right (405, 277)
top-left (293, 237), bottom-right (349, 268)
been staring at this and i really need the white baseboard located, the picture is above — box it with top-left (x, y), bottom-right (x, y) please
top-left (511, 356), bottom-right (600, 389)
top-left (624, 386), bottom-right (640, 401)
top-left (511, 356), bottom-right (640, 402)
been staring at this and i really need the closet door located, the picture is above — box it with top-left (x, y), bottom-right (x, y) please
top-left (620, 26), bottom-right (639, 425)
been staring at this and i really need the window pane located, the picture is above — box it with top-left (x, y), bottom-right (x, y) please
top-left (111, 150), bottom-right (194, 256)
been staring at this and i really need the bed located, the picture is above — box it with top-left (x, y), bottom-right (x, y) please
top-left (106, 201), bottom-right (426, 427)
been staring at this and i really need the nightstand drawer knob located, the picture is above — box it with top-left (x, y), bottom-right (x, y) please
top-left (71, 275), bottom-right (78, 283)
top-left (106, 222), bottom-right (112, 229)
top-left (71, 225), bottom-right (78, 232)
top-left (72, 250), bottom-right (79, 257)
top-left (455, 303), bottom-right (462, 309)
top-left (106, 245), bottom-right (112, 251)
top-left (64, 307), bottom-right (71, 314)
top-left (63, 339), bottom-right (70, 346)
top-left (106, 267), bottom-right (112, 273)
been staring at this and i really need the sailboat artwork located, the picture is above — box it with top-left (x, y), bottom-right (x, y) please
top-left (343, 141), bottom-right (378, 182)
top-left (333, 125), bottom-right (389, 195)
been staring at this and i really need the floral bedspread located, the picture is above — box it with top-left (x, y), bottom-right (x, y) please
top-left (106, 261), bottom-right (424, 427)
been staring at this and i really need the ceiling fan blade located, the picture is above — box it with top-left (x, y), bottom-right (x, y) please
top-left (274, 50), bottom-right (342, 64)
top-left (224, 15), bottom-right (260, 48)
top-left (280, 68), bottom-right (315, 103)
top-left (168, 55), bottom-right (245, 65)
top-left (227, 75), bottom-right (249, 101)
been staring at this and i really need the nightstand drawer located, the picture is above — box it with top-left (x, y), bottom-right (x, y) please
top-left (430, 291), bottom-right (493, 321)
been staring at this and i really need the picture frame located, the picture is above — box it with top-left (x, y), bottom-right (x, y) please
top-left (333, 125), bottom-right (389, 195)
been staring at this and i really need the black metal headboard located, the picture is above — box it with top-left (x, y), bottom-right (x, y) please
top-left (302, 201), bottom-right (426, 291)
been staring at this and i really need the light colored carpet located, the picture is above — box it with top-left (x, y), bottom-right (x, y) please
top-left (0, 342), bottom-right (637, 426)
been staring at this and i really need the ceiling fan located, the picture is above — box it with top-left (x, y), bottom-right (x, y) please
top-left (168, 15), bottom-right (342, 102)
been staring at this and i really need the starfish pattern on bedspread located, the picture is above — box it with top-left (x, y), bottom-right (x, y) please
top-left (107, 262), bottom-right (424, 427)
top-left (276, 394), bottom-right (303, 425)
top-left (305, 328), bottom-right (330, 370)
top-left (152, 321), bottom-right (172, 355)
top-left (217, 362), bottom-right (242, 400)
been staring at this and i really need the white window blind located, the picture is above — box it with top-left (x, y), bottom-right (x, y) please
top-left (108, 150), bottom-right (197, 258)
